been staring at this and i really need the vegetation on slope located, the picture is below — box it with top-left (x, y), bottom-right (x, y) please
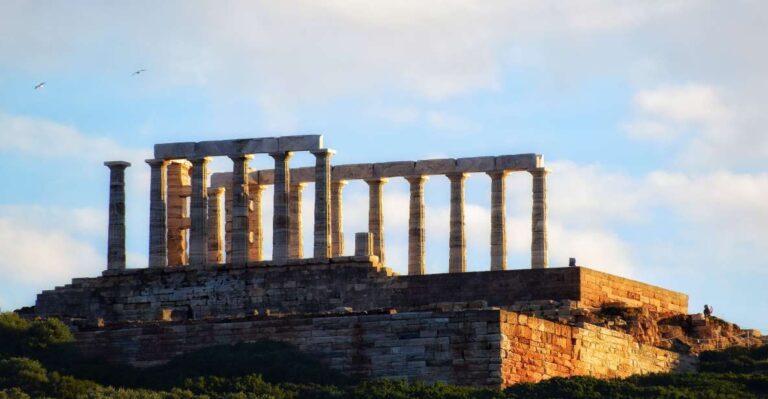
top-left (1, 312), bottom-right (767, 398)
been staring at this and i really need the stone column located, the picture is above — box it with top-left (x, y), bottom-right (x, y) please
top-left (288, 181), bottom-right (306, 259)
top-left (271, 152), bottom-right (293, 263)
top-left (447, 173), bottom-right (467, 273)
top-left (366, 178), bottom-right (388, 265)
top-left (229, 155), bottom-right (253, 265)
top-left (188, 157), bottom-right (210, 265)
top-left (488, 170), bottom-right (509, 271)
top-left (167, 161), bottom-right (191, 266)
top-left (355, 232), bottom-right (373, 257)
top-left (248, 183), bottom-right (267, 262)
top-left (312, 149), bottom-right (334, 259)
top-left (406, 175), bottom-right (428, 275)
top-left (146, 159), bottom-right (168, 268)
top-left (207, 187), bottom-right (225, 264)
top-left (331, 180), bottom-right (347, 257)
top-left (104, 161), bottom-right (131, 271)
top-left (531, 167), bottom-right (549, 269)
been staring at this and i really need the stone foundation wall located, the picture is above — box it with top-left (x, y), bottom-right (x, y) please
top-left (34, 263), bottom-right (687, 323)
top-left (579, 269), bottom-right (687, 314)
top-left (72, 309), bottom-right (697, 388)
top-left (75, 309), bottom-right (504, 387)
top-left (499, 311), bottom-right (697, 386)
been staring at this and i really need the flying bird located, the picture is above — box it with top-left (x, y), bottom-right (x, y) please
top-left (131, 69), bottom-right (147, 76)
top-left (34, 82), bottom-right (46, 90)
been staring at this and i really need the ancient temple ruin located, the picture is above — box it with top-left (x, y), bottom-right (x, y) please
top-left (35, 135), bottom-right (699, 387)
top-left (105, 135), bottom-right (549, 273)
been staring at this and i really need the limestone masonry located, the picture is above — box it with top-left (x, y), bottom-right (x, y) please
top-left (32, 135), bottom-right (704, 387)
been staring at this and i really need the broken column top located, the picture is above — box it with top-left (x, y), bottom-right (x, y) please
top-left (104, 161), bottom-right (131, 168)
top-left (154, 135), bottom-right (324, 160)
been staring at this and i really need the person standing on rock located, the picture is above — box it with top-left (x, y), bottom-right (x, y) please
top-left (704, 304), bottom-right (713, 318)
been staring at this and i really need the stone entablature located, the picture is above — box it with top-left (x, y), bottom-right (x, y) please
top-left (209, 153), bottom-right (542, 185)
top-left (72, 308), bottom-right (697, 387)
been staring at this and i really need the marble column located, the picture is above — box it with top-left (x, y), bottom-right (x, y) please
top-left (207, 187), bottom-right (225, 264)
top-left (355, 232), bottom-right (373, 256)
top-left (188, 157), bottom-right (210, 265)
top-left (366, 178), bottom-right (388, 265)
top-left (447, 173), bottom-right (467, 273)
top-left (288, 181), bottom-right (306, 259)
top-left (104, 161), bottom-right (131, 271)
top-left (488, 170), bottom-right (509, 271)
top-left (271, 152), bottom-right (293, 263)
top-left (146, 159), bottom-right (168, 268)
top-left (531, 167), bottom-right (549, 269)
top-left (248, 184), bottom-right (267, 262)
top-left (312, 149), bottom-right (334, 259)
top-left (406, 175), bottom-right (428, 275)
top-left (331, 180), bottom-right (347, 257)
top-left (166, 161), bottom-right (191, 266)
top-left (229, 155), bottom-right (253, 265)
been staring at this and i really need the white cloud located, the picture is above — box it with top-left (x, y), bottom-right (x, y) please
top-left (0, 217), bottom-right (102, 310)
top-left (0, 113), bottom-right (151, 163)
top-left (0, 1), bottom-right (692, 103)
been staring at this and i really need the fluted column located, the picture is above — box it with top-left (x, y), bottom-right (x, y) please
top-left (288, 181), bottom-right (306, 259)
top-left (366, 178), bottom-right (388, 265)
top-left (531, 167), bottom-right (549, 269)
top-left (229, 155), bottom-right (253, 265)
top-left (146, 159), bottom-right (168, 268)
top-left (447, 173), bottom-right (467, 273)
top-left (248, 184), bottom-right (266, 262)
top-left (207, 187), bottom-right (225, 264)
top-left (189, 157), bottom-right (210, 265)
top-left (104, 161), bottom-right (131, 271)
top-left (271, 152), bottom-right (293, 263)
top-left (331, 180), bottom-right (347, 257)
top-left (488, 170), bottom-right (509, 271)
top-left (406, 175), bottom-right (428, 275)
top-left (312, 149), bottom-right (334, 259)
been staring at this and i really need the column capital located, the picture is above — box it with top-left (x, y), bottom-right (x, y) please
top-left (528, 167), bottom-right (551, 176)
top-left (405, 175), bottom-right (428, 185)
top-left (331, 180), bottom-right (348, 188)
top-left (228, 154), bottom-right (254, 162)
top-left (269, 151), bottom-right (294, 161)
top-left (207, 186), bottom-right (226, 196)
top-left (310, 148), bottom-right (336, 157)
top-left (145, 159), bottom-right (169, 167)
top-left (446, 172), bottom-right (468, 182)
top-left (250, 183), bottom-right (268, 193)
top-left (486, 170), bottom-right (509, 179)
top-left (104, 161), bottom-right (131, 169)
top-left (290, 181), bottom-right (308, 189)
top-left (189, 156), bottom-right (212, 165)
top-left (365, 177), bottom-right (389, 185)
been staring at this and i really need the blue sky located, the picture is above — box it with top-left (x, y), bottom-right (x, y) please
top-left (0, 1), bottom-right (766, 331)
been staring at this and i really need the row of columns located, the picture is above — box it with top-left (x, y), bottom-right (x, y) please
top-left (360, 169), bottom-right (549, 273)
top-left (107, 158), bottom-right (549, 272)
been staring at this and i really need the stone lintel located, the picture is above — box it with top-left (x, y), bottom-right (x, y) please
top-left (154, 135), bottom-right (323, 159)
top-left (374, 161), bottom-right (416, 178)
top-left (456, 156), bottom-right (495, 173)
top-left (210, 153), bottom-right (544, 186)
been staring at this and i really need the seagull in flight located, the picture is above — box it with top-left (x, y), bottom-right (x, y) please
top-left (131, 69), bottom-right (147, 76)
top-left (34, 82), bottom-right (46, 90)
